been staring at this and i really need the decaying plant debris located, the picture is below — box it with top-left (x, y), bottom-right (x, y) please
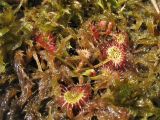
top-left (0, 0), bottom-right (160, 120)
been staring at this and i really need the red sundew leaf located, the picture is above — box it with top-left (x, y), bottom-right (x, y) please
top-left (57, 84), bottom-right (91, 112)
top-left (112, 31), bottom-right (129, 48)
top-left (106, 21), bottom-right (115, 35)
top-left (91, 24), bottom-right (100, 40)
top-left (90, 71), bottom-right (97, 76)
top-left (100, 42), bottom-right (127, 69)
top-left (35, 33), bottom-right (56, 53)
top-left (98, 20), bottom-right (107, 30)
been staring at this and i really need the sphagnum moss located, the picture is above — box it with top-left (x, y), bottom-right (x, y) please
top-left (0, 0), bottom-right (160, 119)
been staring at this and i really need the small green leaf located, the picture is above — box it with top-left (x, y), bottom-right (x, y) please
top-left (0, 50), bottom-right (6, 73)
top-left (0, 27), bottom-right (9, 37)
top-left (0, 1), bottom-right (10, 8)
top-left (108, 0), bottom-right (118, 7)
top-left (97, 0), bottom-right (105, 10)
top-left (0, 9), bottom-right (15, 25)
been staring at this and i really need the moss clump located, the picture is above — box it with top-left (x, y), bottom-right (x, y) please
top-left (0, 0), bottom-right (160, 119)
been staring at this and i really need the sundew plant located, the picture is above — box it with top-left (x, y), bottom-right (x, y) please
top-left (0, 0), bottom-right (160, 119)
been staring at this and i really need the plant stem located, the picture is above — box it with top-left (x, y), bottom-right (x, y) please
top-left (56, 56), bottom-right (76, 70)
top-left (94, 59), bottom-right (110, 68)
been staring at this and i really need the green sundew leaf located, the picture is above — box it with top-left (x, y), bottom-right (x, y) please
top-left (82, 69), bottom-right (95, 76)
top-left (0, 27), bottom-right (9, 37)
